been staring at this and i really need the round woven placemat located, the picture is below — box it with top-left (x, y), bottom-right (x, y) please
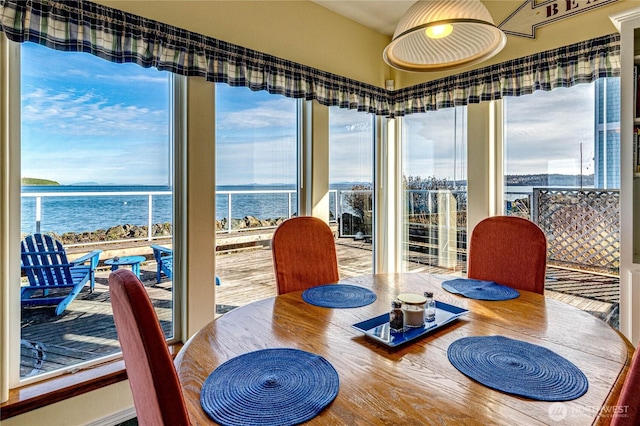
top-left (200, 348), bottom-right (339, 426)
top-left (448, 335), bottom-right (588, 401)
top-left (302, 284), bottom-right (377, 308)
top-left (442, 278), bottom-right (520, 301)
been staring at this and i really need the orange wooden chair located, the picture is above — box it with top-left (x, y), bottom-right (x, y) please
top-left (271, 216), bottom-right (340, 295)
top-left (109, 269), bottom-right (190, 426)
top-left (467, 216), bottom-right (547, 295)
top-left (611, 343), bottom-right (640, 425)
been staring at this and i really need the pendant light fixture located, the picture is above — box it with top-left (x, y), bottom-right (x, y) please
top-left (383, 0), bottom-right (507, 72)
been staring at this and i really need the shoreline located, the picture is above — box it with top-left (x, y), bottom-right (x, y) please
top-left (25, 215), bottom-right (290, 246)
top-left (27, 218), bottom-right (341, 265)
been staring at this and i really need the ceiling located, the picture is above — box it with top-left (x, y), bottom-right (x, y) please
top-left (312, 1), bottom-right (416, 36)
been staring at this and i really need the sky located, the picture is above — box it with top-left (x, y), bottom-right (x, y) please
top-left (21, 43), bottom-right (171, 185)
top-left (215, 84), bottom-right (297, 186)
top-left (21, 42), bottom-right (602, 186)
top-left (503, 84), bottom-right (596, 177)
top-left (403, 106), bottom-right (467, 181)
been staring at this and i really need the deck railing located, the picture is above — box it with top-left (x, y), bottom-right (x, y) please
top-left (506, 187), bottom-right (620, 273)
top-left (21, 189), bottom-right (340, 245)
top-left (532, 188), bottom-right (620, 273)
top-left (22, 187), bottom-right (621, 274)
top-left (215, 189), bottom-right (339, 233)
top-left (21, 190), bottom-right (172, 245)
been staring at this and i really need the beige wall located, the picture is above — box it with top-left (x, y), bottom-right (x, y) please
top-left (98, 0), bottom-right (393, 88)
top-left (4, 1), bottom-right (633, 424)
top-left (2, 381), bottom-right (135, 426)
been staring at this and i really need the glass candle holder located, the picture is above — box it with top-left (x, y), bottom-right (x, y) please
top-left (397, 293), bottom-right (427, 328)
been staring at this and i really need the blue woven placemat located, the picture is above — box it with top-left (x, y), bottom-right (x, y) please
top-left (448, 336), bottom-right (588, 401)
top-left (442, 278), bottom-right (520, 301)
top-left (302, 284), bottom-right (377, 308)
top-left (200, 348), bottom-right (339, 426)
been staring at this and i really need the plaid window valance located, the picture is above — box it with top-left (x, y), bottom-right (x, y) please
top-left (392, 34), bottom-right (620, 116)
top-left (0, 0), bottom-right (620, 118)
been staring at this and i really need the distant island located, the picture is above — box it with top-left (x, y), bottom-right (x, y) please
top-left (19, 174), bottom-right (595, 188)
top-left (21, 177), bottom-right (60, 186)
top-left (506, 174), bottom-right (595, 186)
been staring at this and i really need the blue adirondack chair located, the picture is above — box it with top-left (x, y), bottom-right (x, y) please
top-left (21, 234), bottom-right (102, 315)
top-left (151, 244), bottom-right (220, 286)
top-left (151, 244), bottom-right (173, 284)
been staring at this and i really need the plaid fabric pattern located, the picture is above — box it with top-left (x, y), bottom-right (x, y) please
top-left (0, 0), bottom-right (620, 118)
top-left (391, 33), bottom-right (620, 116)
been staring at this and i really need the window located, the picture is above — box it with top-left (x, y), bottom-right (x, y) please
top-left (504, 84), bottom-right (599, 198)
top-left (329, 107), bottom-right (374, 275)
top-left (503, 79), bottom-right (620, 328)
top-left (19, 42), bottom-right (174, 381)
top-left (214, 84), bottom-right (297, 309)
top-left (401, 107), bottom-right (467, 273)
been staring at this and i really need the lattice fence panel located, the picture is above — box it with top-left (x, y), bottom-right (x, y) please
top-left (533, 189), bottom-right (619, 274)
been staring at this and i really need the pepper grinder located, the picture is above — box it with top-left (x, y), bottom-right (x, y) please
top-left (389, 300), bottom-right (404, 332)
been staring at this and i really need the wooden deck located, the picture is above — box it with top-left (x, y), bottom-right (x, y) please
top-left (20, 237), bottom-right (619, 377)
top-left (215, 239), bottom-right (377, 309)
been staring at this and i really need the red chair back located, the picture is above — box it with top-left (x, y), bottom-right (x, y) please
top-left (612, 344), bottom-right (640, 425)
top-left (271, 216), bottom-right (340, 295)
top-left (468, 216), bottom-right (547, 294)
top-left (109, 269), bottom-right (190, 426)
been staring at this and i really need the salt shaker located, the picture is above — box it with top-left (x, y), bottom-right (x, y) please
top-left (389, 300), bottom-right (404, 332)
top-left (424, 291), bottom-right (436, 322)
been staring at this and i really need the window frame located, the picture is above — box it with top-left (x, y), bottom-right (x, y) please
top-left (3, 39), bottom-right (182, 390)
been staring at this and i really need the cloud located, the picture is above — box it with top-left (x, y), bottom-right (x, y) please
top-left (504, 84), bottom-right (596, 175)
top-left (328, 112), bottom-right (374, 183)
top-left (218, 105), bottom-right (378, 185)
top-left (329, 107), bottom-right (374, 132)
top-left (402, 108), bottom-right (466, 180)
top-left (216, 97), bottom-right (296, 132)
top-left (94, 73), bottom-right (169, 84)
top-left (21, 86), bottom-right (170, 184)
top-left (21, 87), bottom-right (168, 139)
top-left (216, 136), bottom-right (296, 186)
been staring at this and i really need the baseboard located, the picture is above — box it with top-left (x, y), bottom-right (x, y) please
top-left (85, 407), bottom-right (136, 426)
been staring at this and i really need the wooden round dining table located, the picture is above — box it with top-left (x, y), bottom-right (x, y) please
top-left (174, 273), bottom-right (634, 425)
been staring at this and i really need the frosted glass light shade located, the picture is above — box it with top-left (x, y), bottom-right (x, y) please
top-left (383, 0), bottom-right (507, 72)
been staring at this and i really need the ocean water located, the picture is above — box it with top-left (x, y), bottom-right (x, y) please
top-left (21, 185), bottom-right (174, 235)
top-left (20, 184), bottom-right (352, 235)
